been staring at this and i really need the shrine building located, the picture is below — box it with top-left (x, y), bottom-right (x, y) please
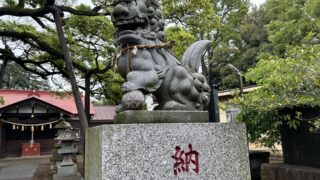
top-left (0, 89), bottom-right (115, 158)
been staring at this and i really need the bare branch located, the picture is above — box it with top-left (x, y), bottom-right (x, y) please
top-left (0, 47), bottom-right (59, 78)
top-left (32, 17), bottom-right (49, 29)
top-left (41, 15), bottom-right (55, 22)
top-left (0, 29), bottom-right (90, 73)
top-left (0, 6), bottom-right (49, 17)
top-left (0, 5), bottom-right (110, 17)
top-left (57, 5), bottom-right (110, 16)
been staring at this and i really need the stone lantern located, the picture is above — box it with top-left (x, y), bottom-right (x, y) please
top-left (53, 120), bottom-right (82, 180)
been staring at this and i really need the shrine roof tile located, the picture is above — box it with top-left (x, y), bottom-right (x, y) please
top-left (0, 89), bottom-right (94, 115)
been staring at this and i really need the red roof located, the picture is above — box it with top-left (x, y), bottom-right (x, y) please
top-left (0, 89), bottom-right (94, 115)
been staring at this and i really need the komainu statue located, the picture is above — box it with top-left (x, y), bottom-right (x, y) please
top-left (111, 0), bottom-right (211, 112)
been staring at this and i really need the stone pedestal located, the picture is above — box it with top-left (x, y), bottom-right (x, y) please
top-left (114, 110), bottom-right (209, 124)
top-left (85, 122), bottom-right (250, 180)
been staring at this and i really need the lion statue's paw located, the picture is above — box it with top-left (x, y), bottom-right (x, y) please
top-left (116, 90), bottom-right (145, 113)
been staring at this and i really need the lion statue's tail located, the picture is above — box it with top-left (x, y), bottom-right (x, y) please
top-left (182, 40), bottom-right (212, 72)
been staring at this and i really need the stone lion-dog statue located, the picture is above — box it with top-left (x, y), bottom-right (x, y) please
top-left (111, 0), bottom-right (211, 112)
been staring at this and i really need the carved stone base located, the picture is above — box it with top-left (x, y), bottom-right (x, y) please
top-left (57, 164), bottom-right (78, 175)
top-left (53, 164), bottom-right (82, 180)
top-left (85, 123), bottom-right (250, 180)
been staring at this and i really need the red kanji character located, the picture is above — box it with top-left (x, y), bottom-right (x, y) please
top-left (185, 144), bottom-right (199, 174)
top-left (172, 144), bottom-right (200, 176)
top-left (172, 146), bottom-right (185, 176)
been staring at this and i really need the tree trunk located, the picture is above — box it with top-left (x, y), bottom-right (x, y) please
top-left (52, 10), bottom-right (89, 136)
top-left (0, 59), bottom-right (8, 88)
top-left (85, 75), bottom-right (91, 120)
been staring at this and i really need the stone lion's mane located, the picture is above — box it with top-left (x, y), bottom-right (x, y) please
top-left (142, 0), bottom-right (166, 42)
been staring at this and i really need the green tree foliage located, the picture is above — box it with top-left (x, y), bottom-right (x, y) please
top-left (162, 0), bottom-right (219, 40)
top-left (239, 6), bottom-right (269, 66)
top-left (162, 0), bottom-right (250, 89)
top-left (94, 70), bottom-right (124, 105)
top-left (63, 5), bottom-right (124, 104)
top-left (1, 62), bottom-right (50, 90)
top-left (64, 4), bottom-right (115, 68)
top-left (0, 0), bottom-right (123, 104)
top-left (234, 45), bottom-right (320, 147)
top-left (262, 0), bottom-right (320, 55)
top-left (230, 0), bottom-right (320, 147)
top-left (226, 6), bottom-right (270, 89)
top-left (165, 27), bottom-right (196, 59)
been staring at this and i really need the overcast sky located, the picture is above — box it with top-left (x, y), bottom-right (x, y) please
top-left (251, 0), bottom-right (266, 6)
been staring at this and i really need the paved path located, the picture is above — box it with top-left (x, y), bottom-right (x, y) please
top-left (0, 156), bottom-right (50, 180)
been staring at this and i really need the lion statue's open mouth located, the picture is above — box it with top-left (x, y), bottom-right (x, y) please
top-left (111, 0), bottom-right (151, 45)
top-left (114, 15), bottom-right (148, 45)
top-left (115, 16), bottom-right (147, 32)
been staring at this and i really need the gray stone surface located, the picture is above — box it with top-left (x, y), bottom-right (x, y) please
top-left (53, 174), bottom-right (82, 180)
top-left (54, 164), bottom-right (82, 180)
top-left (115, 110), bottom-right (209, 124)
top-left (0, 156), bottom-right (50, 180)
top-left (261, 163), bottom-right (320, 180)
top-left (85, 123), bottom-right (250, 180)
top-left (57, 164), bottom-right (78, 175)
